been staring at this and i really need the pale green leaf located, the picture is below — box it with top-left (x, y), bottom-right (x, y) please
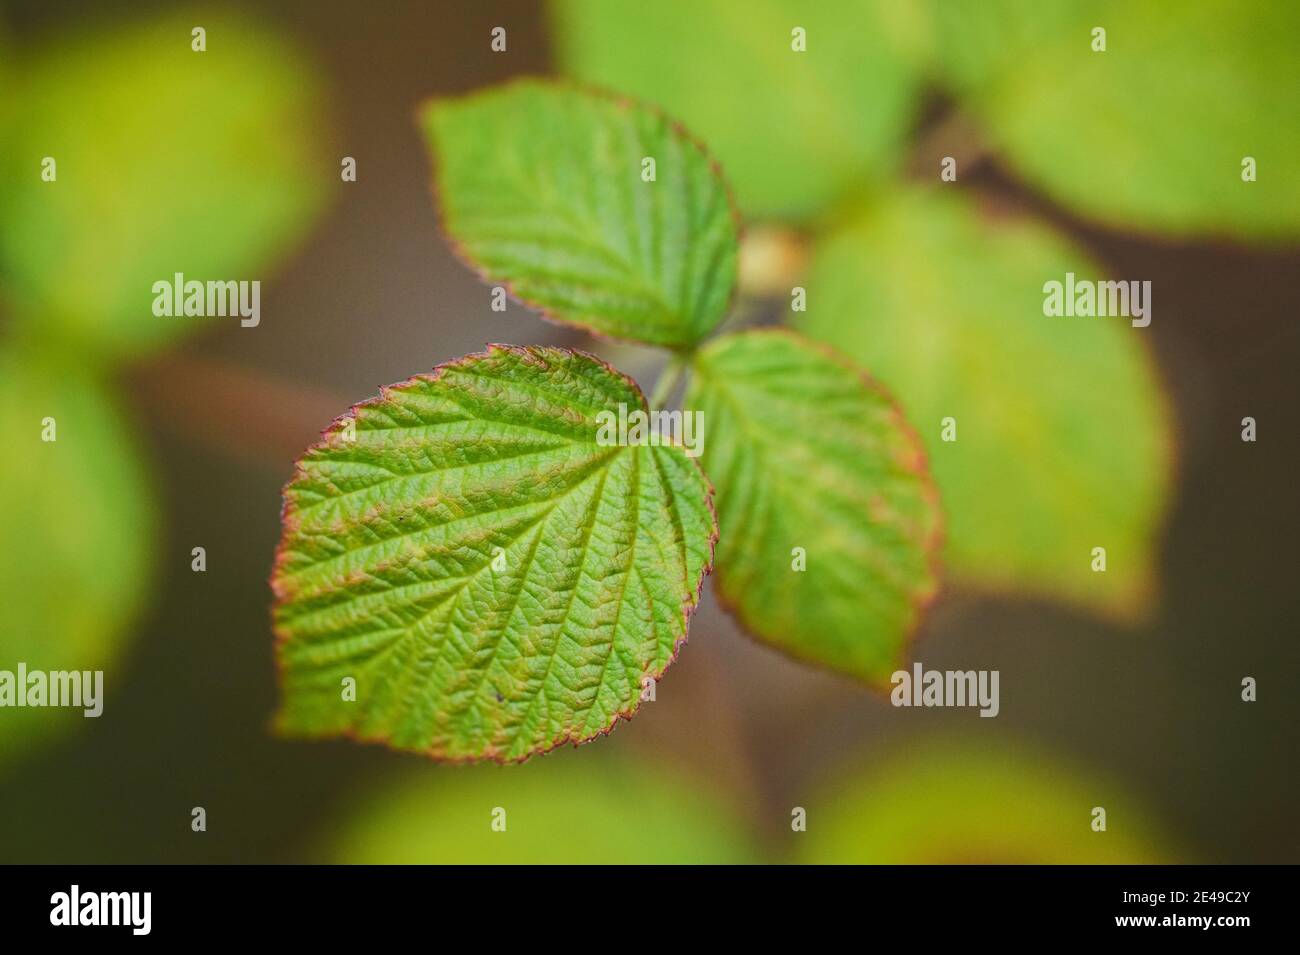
top-left (926, 0), bottom-right (1300, 240)
top-left (552, 0), bottom-right (924, 221)
top-left (801, 738), bottom-right (1170, 863)
top-left (331, 757), bottom-right (756, 863)
top-left (799, 188), bottom-right (1173, 620)
top-left (0, 11), bottom-right (330, 358)
top-left (273, 345), bottom-right (715, 763)
top-left (421, 79), bottom-right (739, 349)
top-left (0, 344), bottom-right (154, 767)
top-left (684, 330), bottom-right (940, 683)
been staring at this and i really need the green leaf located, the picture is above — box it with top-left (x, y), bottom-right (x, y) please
top-left (273, 344), bottom-right (716, 763)
top-left (926, 0), bottom-right (1300, 240)
top-left (800, 738), bottom-right (1170, 863)
top-left (684, 330), bottom-right (940, 683)
top-left (331, 756), bottom-right (757, 863)
top-left (0, 344), bottom-right (155, 767)
top-left (798, 188), bottom-right (1172, 620)
top-left (0, 20), bottom-right (11, 111)
top-left (552, 0), bottom-right (924, 222)
top-left (0, 11), bottom-right (330, 358)
top-left (421, 79), bottom-right (739, 349)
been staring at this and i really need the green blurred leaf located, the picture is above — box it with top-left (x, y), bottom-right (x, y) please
top-left (274, 345), bottom-right (715, 762)
top-left (332, 756), bottom-right (757, 863)
top-left (800, 738), bottom-right (1169, 863)
top-left (684, 330), bottom-right (940, 682)
top-left (422, 80), bottom-right (738, 349)
top-left (926, 0), bottom-right (1300, 240)
top-left (799, 189), bottom-right (1172, 620)
top-left (0, 20), bottom-right (11, 104)
top-left (0, 21), bottom-right (14, 157)
top-left (553, 0), bottom-right (923, 222)
top-left (0, 344), bottom-right (154, 765)
top-left (0, 10), bottom-right (330, 358)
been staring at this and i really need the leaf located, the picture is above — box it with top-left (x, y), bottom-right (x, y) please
top-left (800, 738), bottom-right (1170, 863)
top-left (552, 0), bottom-right (924, 222)
top-left (0, 344), bottom-right (155, 767)
top-left (0, 20), bottom-right (11, 109)
top-left (925, 0), bottom-right (1300, 240)
top-left (272, 344), bottom-right (715, 763)
top-left (331, 756), bottom-right (756, 863)
top-left (421, 79), bottom-right (739, 349)
top-left (798, 188), bottom-right (1172, 620)
top-left (0, 11), bottom-right (330, 359)
top-left (683, 330), bottom-right (940, 683)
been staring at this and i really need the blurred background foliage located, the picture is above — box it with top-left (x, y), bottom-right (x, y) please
top-left (0, 342), bottom-right (152, 765)
top-left (557, 0), bottom-right (1300, 241)
top-left (922, 0), bottom-right (1300, 240)
top-left (801, 187), bottom-right (1171, 620)
top-left (555, 0), bottom-right (923, 222)
top-left (799, 737), bottom-right (1171, 864)
top-left (0, 6), bottom-right (329, 763)
top-left (330, 752), bottom-right (758, 864)
top-left (0, 10), bottom-right (328, 358)
top-left (0, 1), bottom-right (1295, 864)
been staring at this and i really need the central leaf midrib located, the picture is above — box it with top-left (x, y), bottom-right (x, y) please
top-left (290, 438), bottom-right (575, 520)
top-left (504, 456), bottom-right (616, 756)
top-left (291, 446), bottom-right (635, 727)
top-left (281, 444), bottom-right (623, 610)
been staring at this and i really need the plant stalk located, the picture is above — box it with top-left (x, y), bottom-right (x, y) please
top-left (648, 356), bottom-right (685, 410)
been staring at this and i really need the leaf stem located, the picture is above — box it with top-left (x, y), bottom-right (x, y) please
top-left (647, 356), bottom-right (685, 410)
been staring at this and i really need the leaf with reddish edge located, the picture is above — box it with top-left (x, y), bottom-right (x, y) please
top-left (272, 344), bottom-right (715, 763)
top-left (420, 79), bottom-right (740, 350)
top-left (683, 329), bottom-right (942, 684)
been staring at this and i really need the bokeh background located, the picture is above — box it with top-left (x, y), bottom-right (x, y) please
top-left (0, 0), bottom-right (1295, 863)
